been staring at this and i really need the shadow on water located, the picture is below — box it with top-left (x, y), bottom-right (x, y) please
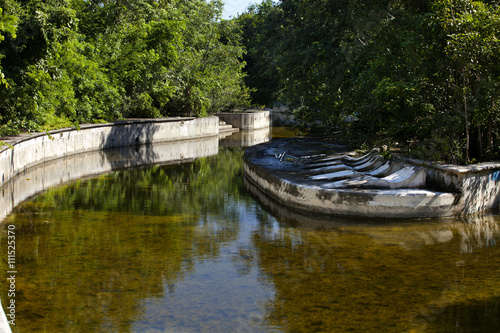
top-left (416, 297), bottom-right (500, 333)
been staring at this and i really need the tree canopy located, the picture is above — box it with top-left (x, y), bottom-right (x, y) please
top-left (239, 0), bottom-right (500, 163)
top-left (0, 0), bottom-right (250, 135)
top-left (2, 0), bottom-right (499, 162)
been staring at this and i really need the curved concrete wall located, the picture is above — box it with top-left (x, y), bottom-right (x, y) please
top-left (244, 145), bottom-right (500, 218)
top-left (0, 117), bottom-right (218, 188)
top-left (0, 118), bottom-right (219, 333)
top-left (0, 115), bottom-right (271, 333)
top-left (0, 137), bottom-right (219, 223)
top-left (0, 136), bottom-right (220, 333)
top-left (243, 156), bottom-right (460, 219)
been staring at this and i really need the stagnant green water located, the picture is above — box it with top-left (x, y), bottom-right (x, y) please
top-left (1, 145), bottom-right (500, 332)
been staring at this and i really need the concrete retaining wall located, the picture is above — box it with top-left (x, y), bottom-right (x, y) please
top-left (0, 138), bottom-right (219, 223)
top-left (0, 117), bottom-right (219, 188)
top-left (0, 133), bottom-right (219, 333)
top-left (401, 157), bottom-right (500, 215)
top-left (270, 105), bottom-right (295, 125)
top-left (217, 111), bottom-right (270, 130)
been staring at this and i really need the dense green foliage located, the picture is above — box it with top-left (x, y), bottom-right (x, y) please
top-left (0, 0), bottom-right (250, 135)
top-left (239, 0), bottom-right (500, 163)
top-left (2, 0), bottom-right (499, 162)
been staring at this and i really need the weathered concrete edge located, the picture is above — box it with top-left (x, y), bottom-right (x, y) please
top-left (244, 143), bottom-right (500, 217)
top-left (217, 111), bottom-right (271, 130)
top-left (0, 117), bottom-right (219, 188)
top-left (0, 117), bottom-right (196, 151)
top-left (243, 153), bottom-right (461, 219)
top-left (397, 155), bottom-right (500, 214)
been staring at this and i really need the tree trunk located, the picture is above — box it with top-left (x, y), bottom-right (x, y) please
top-left (464, 96), bottom-right (470, 163)
top-left (477, 124), bottom-right (482, 159)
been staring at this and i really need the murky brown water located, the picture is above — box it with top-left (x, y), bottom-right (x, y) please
top-left (1, 144), bottom-right (499, 332)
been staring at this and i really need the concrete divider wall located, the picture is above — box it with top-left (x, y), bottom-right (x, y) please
top-left (459, 170), bottom-right (500, 214)
top-left (419, 162), bottom-right (500, 215)
top-left (244, 144), bottom-right (500, 218)
top-left (384, 156), bottom-right (500, 215)
top-left (217, 111), bottom-right (271, 130)
top-left (0, 117), bottom-right (219, 189)
top-left (242, 156), bottom-right (461, 219)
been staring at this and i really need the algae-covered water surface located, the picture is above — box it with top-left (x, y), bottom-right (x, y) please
top-left (1, 145), bottom-right (500, 332)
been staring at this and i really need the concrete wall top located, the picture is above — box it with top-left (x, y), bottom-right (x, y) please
top-left (0, 117), bottom-right (219, 188)
top-left (397, 155), bottom-right (500, 215)
top-left (0, 117), bottom-right (196, 153)
top-left (398, 155), bottom-right (500, 175)
top-left (217, 111), bottom-right (271, 130)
